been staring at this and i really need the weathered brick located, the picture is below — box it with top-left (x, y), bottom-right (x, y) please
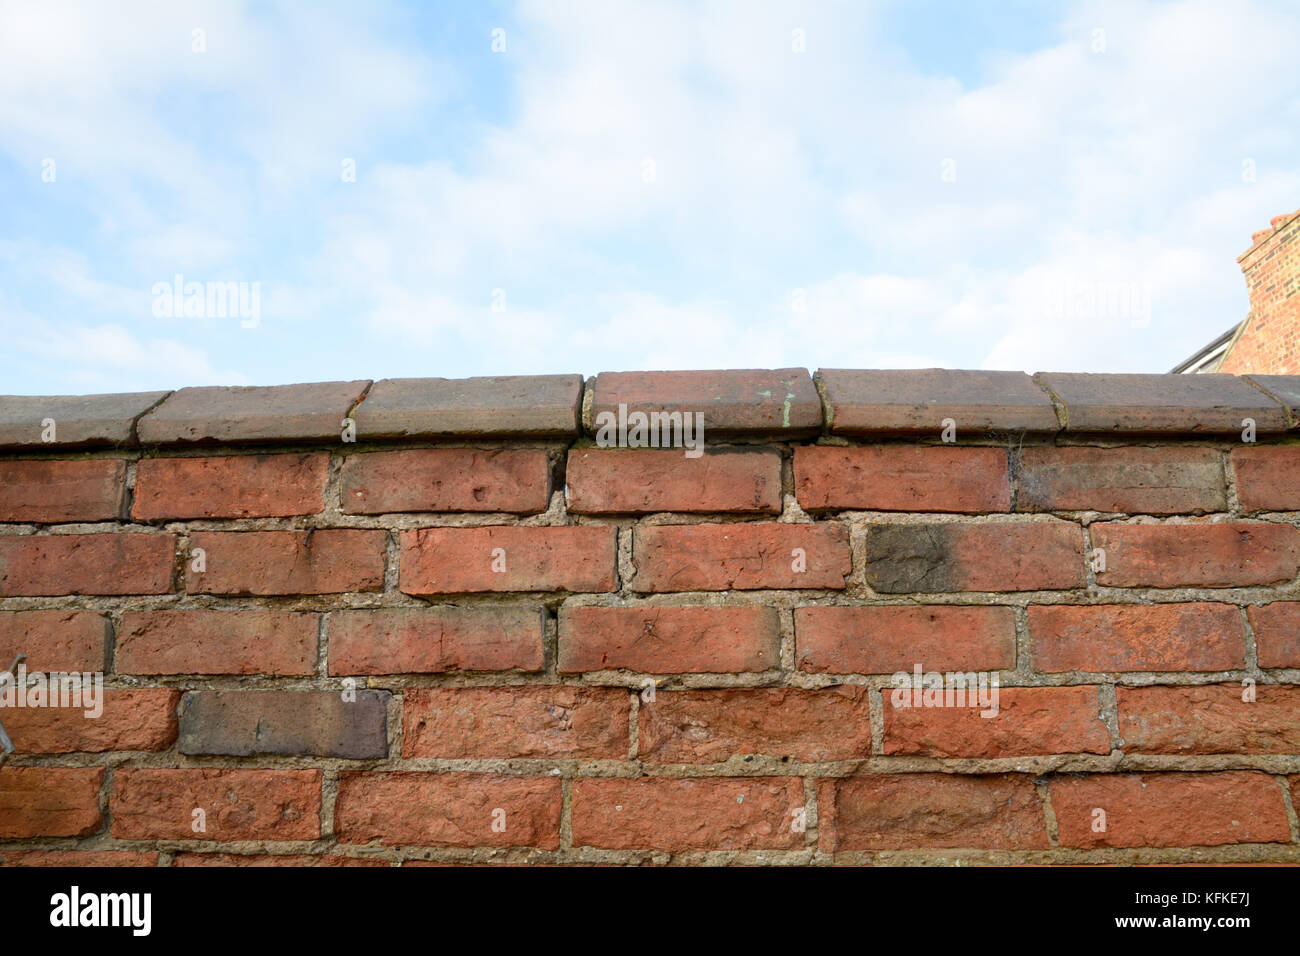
top-left (571, 777), bottom-right (804, 850)
top-left (882, 686), bottom-right (1110, 758)
top-left (341, 448), bottom-right (551, 514)
top-left (137, 381), bottom-right (369, 444)
top-left (1092, 521), bottom-right (1300, 588)
top-left (639, 687), bottom-right (872, 763)
top-left (566, 448), bottom-right (782, 514)
top-left (1018, 446), bottom-right (1225, 514)
top-left (795, 446), bottom-right (1010, 513)
top-left (1250, 602), bottom-right (1300, 668)
top-left (171, 852), bottom-right (387, 867)
top-left (329, 606), bottom-right (544, 675)
top-left (1030, 603), bottom-right (1245, 672)
top-left (0, 850), bottom-right (157, 867)
top-left (818, 369), bottom-right (1059, 435)
top-left (178, 690), bottom-right (389, 759)
top-left (1118, 684), bottom-right (1300, 754)
top-left (590, 369), bottom-right (821, 436)
top-left (630, 523), bottom-right (850, 592)
top-left (0, 610), bottom-right (108, 672)
top-left (403, 687), bottom-right (628, 759)
top-left (399, 526), bottom-right (615, 595)
top-left (559, 605), bottom-right (780, 673)
top-left (1247, 374), bottom-right (1300, 425)
top-left (0, 533), bottom-right (174, 596)
top-left (335, 772), bottom-right (561, 848)
top-left (186, 530), bottom-right (385, 595)
top-left (863, 521), bottom-right (1085, 593)
top-left (1050, 771), bottom-right (1291, 847)
top-left (116, 610), bottom-right (318, 676)
top-left (1036, 372), bottom-right (1288, 434)
top-left (353, 375), bottom-right (583, 438)
top-left (0, 459), bottom-right (126, 523)
top-left (0, 391), bottom-right (169, 448)
top-left (0, 689), bottom-right (179, 753)
top-left (818, 774), bottom-right (1048, 850)
top-left (795, 605), bottom-right (1016, 674)
top-left (0, 767), bottom-right (104, 837)
top-left (132, 453), bottom-right (329, 519)
top-left (111, 769), bottom-right (321, 841)
top-left (1232, 446), bottom-right (1300, 511)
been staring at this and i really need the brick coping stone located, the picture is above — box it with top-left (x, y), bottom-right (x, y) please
top-left (2, 369), bottom-right (1296, 448)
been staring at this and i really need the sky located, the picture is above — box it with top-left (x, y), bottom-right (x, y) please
top-left (1, 0), bottom-right (1298, 395)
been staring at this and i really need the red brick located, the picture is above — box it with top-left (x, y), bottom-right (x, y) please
top-left (1092, 521), bottom-right (1300, 588)
top-left (341, 448), bottom-right (551, 515)
top-left (186, 530), bottom-right (385, 595)
top-left (0, 850), bottom-right (157, 867)
top-left (818, 774), bottom-right (1048, 851)
top-left (403, 687), bottom-right (628, 759)
top-left (0, 688), bottom-right (179, 753)
top-left (0, 767), bottom-right (104, 837)
top-left (0, 533), bottom-right (174, 596)
top-left (171, 853), bottom-right (387, 867)
top-left (817, 368), bottom-right (1059, 435)
top-left (111, 769), bottom-right (321, 842)
top-left (329, 607), bottom-right (543, 675)
top-left (559, 605), bottom-right (780, 673)
top-left (1250, 602), bottom-right (1300, 668)
top-left (1232, 446), bottom-right (1300, 512)
top-left (1030, 603), bottom-right (1245, 672)
top-left (399, 526), bottom-right (615, 595)
top-left (566, 448), bottom-right (782, 514)
top-left (0, 459), bottom-right (126, 523)
top-left (117, 610), bottom-right (318, 676)
top-left (864, 521), bottom-right (1086, 593)
top-left (335, 772), bottom-right (561, 848)
top-left (1018, 446), bottom-right (1225, 514)
top-left (590, 369), bottom-right (821, 435)
top-left (571, 777), bottom-right (804, 850)
top-left (631, 523), bottom-right (850, 592)
top-left (1118, 684), bottom-right (1300, 754)
top-left (1036, 372), bottom-right (1288, 435)
top-left (639, 687), bottom-right (872, 763)
top-left (795, 605), bottom-right (1016, 674)
top-left (882, 686), bottom-right (1110, 758)
top-left (132, 453), bottom-right (329, 519)
top-left (0, 610), bottom-right (108, 672)
top-left (1050, 772), bottom-right (1290, 848)
top-left (795, 446), bottom-right (1010, 513)
top-left (178, 690), bottom-right (389, 759)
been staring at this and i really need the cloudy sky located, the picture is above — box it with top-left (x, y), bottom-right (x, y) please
top-left (2, 0), bottom-right (1298, 395)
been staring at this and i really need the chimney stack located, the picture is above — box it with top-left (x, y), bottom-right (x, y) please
top-left (1219, 208), bottom-right (1300, 374)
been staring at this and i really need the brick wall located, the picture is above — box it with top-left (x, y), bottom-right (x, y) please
top-left (1, 368), bottom-right (1299, 866)
top-left (1220, 209), bottom-right (1300, 375)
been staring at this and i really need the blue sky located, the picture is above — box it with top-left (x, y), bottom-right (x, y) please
top-left (2, 0), bottom-right (1298, 395)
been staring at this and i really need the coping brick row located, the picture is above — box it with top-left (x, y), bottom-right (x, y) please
top-left (1, 369), bottom-right (1298, 449)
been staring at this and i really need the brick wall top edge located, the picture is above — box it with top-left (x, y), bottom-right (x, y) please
top-left (0, 390), bottom-right (171, 449)
top-left (353, 375), bottom-right (583, 439)
top-left (818, 368), bottom-right (1059, 435)
top-left (1035, 372), bottom-right (1292, 434)
top-left (589, 368), bottom-right (822, 435)
top-left (136, 381), bottom-right (372, 445)
top-left (2, 370), bottom-right (1296, 451)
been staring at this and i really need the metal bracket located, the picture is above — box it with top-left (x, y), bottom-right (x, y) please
top-left (0, 654), bottom-right (26, 769)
